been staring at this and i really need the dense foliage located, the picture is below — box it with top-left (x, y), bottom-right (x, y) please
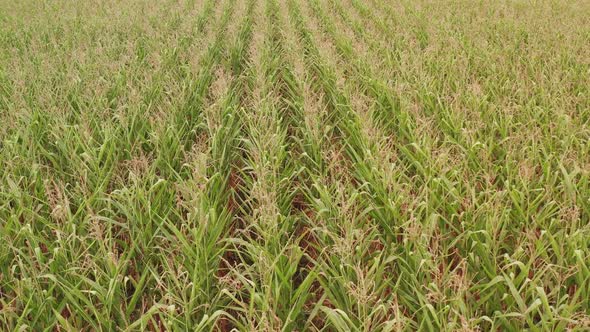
top-left (1, 0), bottom-right (589, 330)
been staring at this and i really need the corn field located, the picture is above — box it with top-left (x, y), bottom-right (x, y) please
top-left (1, 0), bottom-right (589, 330)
